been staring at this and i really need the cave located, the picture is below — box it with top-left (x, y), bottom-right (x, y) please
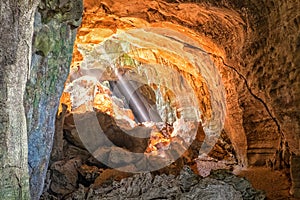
top-left (0, 0), bottom-right (299, 199)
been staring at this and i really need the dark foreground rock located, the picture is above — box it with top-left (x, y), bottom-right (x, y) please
top-left (42, 166), bottom-right (265, 200)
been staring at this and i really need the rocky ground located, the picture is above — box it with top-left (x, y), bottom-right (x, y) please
top-left (40, 108), bottom-right (265, 200)
top-left (41, 166), bottom-right (265, 200)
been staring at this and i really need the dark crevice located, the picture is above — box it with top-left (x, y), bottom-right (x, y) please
top-left (15, 174), bottom-right (23, 199)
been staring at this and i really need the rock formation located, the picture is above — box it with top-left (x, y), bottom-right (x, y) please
top-left (0, 1), bottom-right (39, 199)
top-left (42, 166), bottom-right (265, 200)
top-left (0, 0), bottom-right (299, 199)
top-left (24, 1), bottom-right (83, 199)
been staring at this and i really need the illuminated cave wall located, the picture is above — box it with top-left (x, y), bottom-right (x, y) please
top-left (63, 0), bottom-right (243, 164)
top-left (61, 0), bottom-right (300, 195)
top-left (65, 0), bottom-right (300, 167)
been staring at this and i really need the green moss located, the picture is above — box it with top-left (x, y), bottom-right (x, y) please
top-left (26, 1), bottom-right (82, 198)
top-left (33, 92), bottom-right (40, 109)
top-left (39, 0), bottom-right (82, 25)
top-left (34, 29), bottom-right (55, 56)
top-left (46, 0), bottom-right (59, 10)
top-left (122, 53), bottom-right (135, 66)
top-left (118, 53), bottom-right (141, 68)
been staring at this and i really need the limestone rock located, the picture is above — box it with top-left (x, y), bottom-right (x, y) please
top-left (0, 0), bottom-right (38, 199)
top-left (93, 169), bottom-right (132, 188)
top-left (64, 184), bottom-right (86, 200)
top-left (108, 146), bottom-right (138, 167)
top-left (78, 164), bottom-right (100, 184)
top-left (64, 129), bottom-right (85, 149)
top-left (25, 0), bottom-right (83, 198)
top-left (50, 158), bottom-right (82, 196)
top-left (73, 166), bottom-right (265, 200)
top-left (182, 178), bottom-right (243, 200)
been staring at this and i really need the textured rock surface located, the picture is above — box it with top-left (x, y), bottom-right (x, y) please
top-left (59, 166), bottom-right (265, 200)
top-left (45, 0), bottom-right (300, 197)
top-left (73, 0), bottom-right (300, 167)
top-left (1, 0), bottom-right (298, 199)
top-left (235, 0), bottom-right (300, 157)
top-left (41, 107), bottom-right (210, 198)
top-left (50, 158), bottom-right (82, 196)
top-left (64, 0), bottom-right (299, 196)
top-left (0, 1), bottom-right (38, 199)
top-left (236, 166), bottom-right (292, 199)
top-left (290, 155), bottom-right (300, 198)
top-left (24, 1), bottom-right (83, 199)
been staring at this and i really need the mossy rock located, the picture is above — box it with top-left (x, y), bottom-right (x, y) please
top-left (34, 26), bottom-right (55, 56)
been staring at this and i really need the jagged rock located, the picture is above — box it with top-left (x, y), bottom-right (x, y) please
top-left (208, 131), bottom-right (236, 161)
top-left (67, 111), bottom-right (151, 154)
top-left (108, 146), bottom-right (139, 167)
top-left (209, 170), bottom-right (266, 200)
top-left (63, 144), bottom-right (90, 161)
top-left (182, 178), bottom-right (243, 200)
top-left (78, 164), bottom-right (100, 183)
top-left (64, 184), bottom-right (86, 200)
top-left (64, 129), bottom-right (86, 149)
top-left (96, 112), bottom-right (151, 153)
top-left (178, 166), bottom-right (200, 192)
top-left (63, 166), bottom-right (265, 200)
top-left (196, 161), bottom-right (230, 178)
top-left (50, 158), bottom-right (82, 196)
top-left (93, 169), bottom-right (132, 188)
top-left (195, 152), bottom-right (236, 177)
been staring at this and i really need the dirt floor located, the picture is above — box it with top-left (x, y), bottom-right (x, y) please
top-left (234, 167), bottom-right (298, 200)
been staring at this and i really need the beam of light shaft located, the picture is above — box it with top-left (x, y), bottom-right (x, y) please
top-left (114, 69), bottom-right (151, 122)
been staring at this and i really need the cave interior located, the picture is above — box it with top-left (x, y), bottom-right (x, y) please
top-left (0, 0), bottom-right (299, 199)
top-left (40, 0), bottom-right (299, 199)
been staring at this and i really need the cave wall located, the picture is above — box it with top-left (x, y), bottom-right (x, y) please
top-left (24, 1), bottom-right (83, 199)
top-left (232, 0), bottom-right (300, 195)
top-left (76, 0), bottom-right (299, 195)
top-left (187, 0), bottom-right (299, 194)
top-left (0, 1), bottom-right (39, 199)
top-left (28, 0), bottom-right (300, 196)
